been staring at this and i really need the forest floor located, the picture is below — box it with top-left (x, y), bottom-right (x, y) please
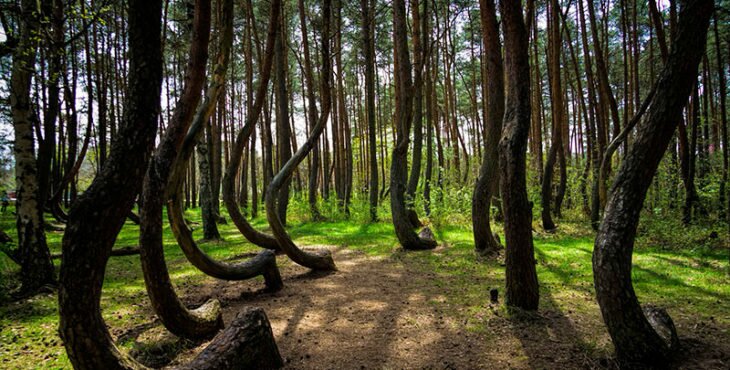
top-left (1, 206), bottom-right (729, 369)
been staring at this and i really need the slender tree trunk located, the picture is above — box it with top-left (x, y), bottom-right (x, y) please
top-left (7, 0), bottom-right (55, 294)
top-left (221, 0), bottom-right (281, 251)
top-left (274, 4), bottom-right (292, 226)
top-left (265, 0), bottom-right (337, 271)
top-left (541, 0), bottom-right (564, 231)
top-left (390, 0), bottom-right (437, 251)
top-left (298, 0), bottom-right (323, 221)
top-left (198, 120), bottom-right (222, 240)
top-left (499, 0), bottom-right (539, 311)
top-left (362, 0), bottom-right (378, 222)
top-left (472, 0), bottom-right (503, 256)
top-left (713, 12), bottom-right (728, 221)
top-left (405, 0), bottom-right (424, 228)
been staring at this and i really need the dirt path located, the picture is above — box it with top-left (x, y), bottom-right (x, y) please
top-left (126, 245), bottom-right (730, 369)
top-left (166, 247), bottom-right (600, 369)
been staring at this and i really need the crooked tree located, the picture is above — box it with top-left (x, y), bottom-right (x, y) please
top-left (592, 0), bottom-right (713, 366)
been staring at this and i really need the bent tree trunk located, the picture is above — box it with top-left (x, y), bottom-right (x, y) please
top-left (472, 0), bottom-right (504, 257)
top-left (58, 0), bottom-right (166, 365)
top-left (59, 2), bottom-right (283, 369)
top-left (499, 0), bottom-right (539, 310)
top-left (222, 0), bottom-right (281, 251)
top-left (265, 0), bottom-right (337, 271)
top-left (139, 0), bottom-right (226, 341)
top-left (9, 0), bottom-right (55, 294)
top-left (390, 0), bottom-right (437, 251)
top-left (593, 0), bottom-right (713, 366)
top-left (167, 192), bottom-right (283, 290)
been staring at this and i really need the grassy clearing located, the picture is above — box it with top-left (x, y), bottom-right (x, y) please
top-left (0, 204), bottom-right (728, 369)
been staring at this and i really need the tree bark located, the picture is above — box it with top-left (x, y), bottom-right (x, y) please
top-left (181, 307), bottom-right (283, 370)
top-left (299, 0), bottom-right (324, 221)
top-left (222, 0), bottom-right (282, 251)
top-left (593, 0), bottom-right (713, 366)
top-left (139, 0), bottom-right (230, 341)
top-left (265, 0), bottom-right (338, 271)
top-left (405, 0), bottom-right (425, 228)
top-left (8, 0), bottom-right (55, 294)
top-left (472, 0), bottom-right (503, 257)
top-left (362, 0), bottom-right (378, 222)
top-left (541, 0), bottom-right (564, 231)
top-left (499, 0), bottom-right (540, 310)
top-left (274, 6), bottom-right (292, 226)
top-left (58, 0), bottom-right (165, 365)
top-left (391, 0), bottom-right (437, 251)
top-left (198, 119), bottom-right (222, 240)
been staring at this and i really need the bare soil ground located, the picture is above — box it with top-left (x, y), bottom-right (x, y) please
top-left (120, 246), bottom-right (729, 369)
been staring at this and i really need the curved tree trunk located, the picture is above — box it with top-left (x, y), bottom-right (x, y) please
top-left (167, 191), bottom-right (283, 290)
top-left (593, 0), bottom-right (712, 366)
top-left (58, 0), bottom-right (166, 365)
top-left (390, 0), bottom-right (437, 251)
top-left (499, 0), bottom-right (539, 310)
top-left (265, 0), bottom-right (337, 271)
top-left (139, 0), bottom-right (239, 341)
top-left (221, 0), bottom-right (281, 251)
top-left (9, 0), bottom-right (55, 295)
top-left (472, 0), bottom-right (503, 257)
top-left (59, 2), bottom-right (283, 368)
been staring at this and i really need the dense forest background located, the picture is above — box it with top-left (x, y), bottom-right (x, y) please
top-left (0, 0), bottom-right (728, 368)
top-left (0, 0), bottom-right (727, 228)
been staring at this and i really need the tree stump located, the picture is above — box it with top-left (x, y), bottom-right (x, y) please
top-left (418, 227), bottom-right (435, 242)
top-left (181, 307), bottom-right (283, 370)
top-left (643, 305), bottom-right (680, 351)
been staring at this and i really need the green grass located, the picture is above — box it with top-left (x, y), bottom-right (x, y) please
top-left (0, 203), bottom-right (728, 369)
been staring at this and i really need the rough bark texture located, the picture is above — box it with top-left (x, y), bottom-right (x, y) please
top-left (139, 0), bottom-right (226, 341)
top-left (57, 0), bottom-right (164, 366)
top-left (59, 2), bottom-right (283, 368)
top-left (592, 0), bottom-right (713, 366)
top-left (197, 124), bottom-right (222, 240)
top-left (472, 0), bottom-right (504, 257)
top-left (222, 0), bottom-right (282, 251)
top-left (390, 0), bottom-right (437, 251)
top-left (265, 0), bottom-right (337, 271)
top-left (8, 0), bottom-right (55, 294)
top-left (167, 194), bottom-right (283, 291)
top-left (499, 0), bottom-right (540, 311)
top-left (179, 307), bottom-right (283, 370)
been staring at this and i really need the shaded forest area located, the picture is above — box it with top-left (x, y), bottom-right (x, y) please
top-left (0, 0), bottom-right (728, 368)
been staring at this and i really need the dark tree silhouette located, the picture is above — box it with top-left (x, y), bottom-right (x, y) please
top-left (593, 0), bottom-right (713, 366)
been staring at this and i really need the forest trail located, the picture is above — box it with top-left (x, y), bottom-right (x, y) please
top-left (172, 247), bottom-right (595, 369)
